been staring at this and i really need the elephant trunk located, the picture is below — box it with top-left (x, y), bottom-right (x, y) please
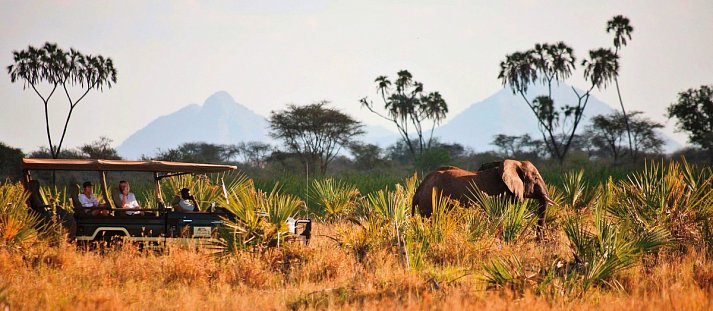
top-left (536, 195), bottom-right (555, 239)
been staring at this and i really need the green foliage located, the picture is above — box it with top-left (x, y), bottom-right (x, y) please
top-left (482, 256), bottom-right (534, 291)
top-left (0, 182), bottom-right (42, 249)
top-left (414, 147), bottom-right (451, 172)
top-left (145, 142), bottom-right (239, 164)
top-left (562, 205), bottom-right (668, 292)
top-left (309, 178), bottom-right (360, 221)
top-left (606, 161), bottom-right (711, 250)
top-left (561, 170), bottom-right (598, 211)
top-left (7, 42), bottom-right (117, 159)
top-left (216, 180), bottom-right (304, 254)
top-left (0, 142), bottom-right (24, 181)
top-left (269, 101), bottom-right (364, 174)
top-left (667, 85), bottom-right (713, 152)
top-left (470, 189), bottom-right (536, 244)
top-left (360, 70), bottom-right (449, 160)
top-left (0, 182), bottom-right (65, 249)
top-left (162, 172), bottom-right (248, 210)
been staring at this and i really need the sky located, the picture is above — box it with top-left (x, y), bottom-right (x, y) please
top-left (1, 0), bottom-right (712, 153)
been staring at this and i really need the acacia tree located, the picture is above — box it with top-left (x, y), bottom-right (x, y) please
top-left (667, 85), bottom-right (713, 156)
top-left (270, 101), bottom-right (364, 174)
top-left (360, 70), bottom-right (448, 161)
top-left (7, 42), bottom-right (117, 159)
top-left (607, 15), bottom-right (635, 156)
top-left (498, 42), bottom-right (619, 163)
top-left (628, 112), bottom-right (664, 159)
top-left (586, 111), bottom-right (663, 161)
top-left (236, 141), bottom-right (272, 168)
top-left (586, 112), bottom-right (627, 161)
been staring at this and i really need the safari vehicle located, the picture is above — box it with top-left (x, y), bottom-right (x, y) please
top-left (21, 158), bottom-right (311, 246)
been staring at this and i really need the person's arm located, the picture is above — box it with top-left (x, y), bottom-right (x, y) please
top-left (90, 195), bottom-right (100, 207)
top-left (190, 196), bottom-right (200, 212)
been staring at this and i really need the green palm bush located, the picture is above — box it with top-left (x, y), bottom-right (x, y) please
top-left (606, 160), bottom-right (712, 251)
top-left (482, 256), bottom-right (536, 291)
top-left (309, 178), bottom-right (360, 221)
top-left (163, 172), bottom-right (249, 210)
top-left (405, 191), bottom-right (464, 270)
top-left (331, 174), bottom-right (422, 266)
top-left (562, 170), bottom-right (599, 212)
top-left (215, 180), bottom-right (303, 254)
top-left (470, 189), bottom-right (536, 244)
top-left (0, 182), bottom-right (45, 249)
top-left (563, 204), bottom-right (668, 293)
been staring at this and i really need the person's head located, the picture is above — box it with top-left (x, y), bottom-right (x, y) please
top-left (82, 181), bottom-right (93, 195)
top-left (180, 188), bottom-right (191, 199)
top-left (119, 180), bottom-right (130, 195)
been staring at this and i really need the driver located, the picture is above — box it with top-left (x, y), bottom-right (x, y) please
top-left (178, 188), bottom-right (200, 212)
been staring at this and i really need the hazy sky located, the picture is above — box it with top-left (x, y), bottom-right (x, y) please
top-left (1, 0), bottom-right (712, 153)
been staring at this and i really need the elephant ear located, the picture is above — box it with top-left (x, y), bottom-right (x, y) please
top-left (501, 160), bottom-right (524, 200)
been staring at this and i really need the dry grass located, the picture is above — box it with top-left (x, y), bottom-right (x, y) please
top-left (1, 224), bottom-right (712, 310)
top-left (1, 161), bottom-right (712, 310)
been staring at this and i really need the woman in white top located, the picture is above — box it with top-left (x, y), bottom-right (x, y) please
top-left (117, 180), bottom-right (142, 216)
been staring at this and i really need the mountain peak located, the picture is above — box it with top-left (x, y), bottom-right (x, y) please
top-left (117, 91), bottom-right (270, 159)
top-left (205, 91), bottom-right (235, 104)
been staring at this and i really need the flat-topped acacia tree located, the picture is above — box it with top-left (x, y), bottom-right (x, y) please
top-left (7, 42), bottom-right (117, 159)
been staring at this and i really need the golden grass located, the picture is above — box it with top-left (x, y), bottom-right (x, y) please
top-left (2, 162), bottom-right (711, 310)
top-left (1, 222), bottom-right (712, 311)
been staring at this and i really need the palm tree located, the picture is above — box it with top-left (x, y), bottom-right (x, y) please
top-left (607, 15), bottom-right (634, 158)
top-left (8, 42), bottom-right (117, 160)
top-left (582, 48), bottom-right (619, 91)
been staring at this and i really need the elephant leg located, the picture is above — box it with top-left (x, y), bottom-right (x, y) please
top-left (536, 200), bottom-right (546, 240)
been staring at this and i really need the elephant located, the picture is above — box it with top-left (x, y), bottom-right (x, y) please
top-left (411, 159), bottom-right (555, 235)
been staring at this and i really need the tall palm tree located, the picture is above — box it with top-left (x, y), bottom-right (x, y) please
top-left (582, 48), bottom-right (619, 91)
top-left (607, 15), bottom-right (634, 157)
top-left (497, 51), bottom-right (537, 95)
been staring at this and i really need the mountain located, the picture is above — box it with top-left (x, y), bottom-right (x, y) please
top-left (434, 83), bottom-right (682, 152)
top-left (117, 92), bottom-right (270, 159)
top-left (118, 86), bottom-right (681, 159)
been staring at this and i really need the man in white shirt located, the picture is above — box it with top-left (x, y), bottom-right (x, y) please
top-left (178, 188), bottom-right (200, 212)
top-left (78, 181), bottom-right (109, 216)
top-left (116, 180), bottom-right (142, 216)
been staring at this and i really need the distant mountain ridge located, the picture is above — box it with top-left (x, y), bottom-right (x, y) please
top-left (117, 86), bottom-right (681, 159)
top-left (434, 83), bottom-right (681, 153)
top-left (117, 92), bottom-right (270, 159)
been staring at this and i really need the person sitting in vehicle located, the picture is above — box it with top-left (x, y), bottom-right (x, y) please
top-left (78, 181), bottom-right (109, 216)
top-left (177, 188), bottom-right (200, 212)
top-left (114, 180), bottom-right (142, 215)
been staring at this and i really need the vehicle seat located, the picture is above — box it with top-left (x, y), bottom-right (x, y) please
top-left (69, 184), bottom-right (85, 214)
top-left (111, 190), bottom-right (126, 216)
top-left (170, 195), bottom-right (181, 211)
top-left (27, 180), bottom-right (51, 213)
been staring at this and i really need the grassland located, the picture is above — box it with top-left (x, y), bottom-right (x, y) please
top-left (1, 160), bottom-right (712, 310)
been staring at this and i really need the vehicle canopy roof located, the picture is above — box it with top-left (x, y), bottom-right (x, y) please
top-left (22, 158), bottom-right (237, 174)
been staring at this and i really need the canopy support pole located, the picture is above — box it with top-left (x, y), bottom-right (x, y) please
top-left (100, 171), bottom-right (115, 209)
top-left (154, 172), bottom-right (164, 204)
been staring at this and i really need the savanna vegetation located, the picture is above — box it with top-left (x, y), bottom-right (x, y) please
top-left (1, 159), bottom-right (712, 310)
top-left (2, 13), bottom-right (713, 311)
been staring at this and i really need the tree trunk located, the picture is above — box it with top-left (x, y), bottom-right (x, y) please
top-left (615, 78), bottom-right (634, 161)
